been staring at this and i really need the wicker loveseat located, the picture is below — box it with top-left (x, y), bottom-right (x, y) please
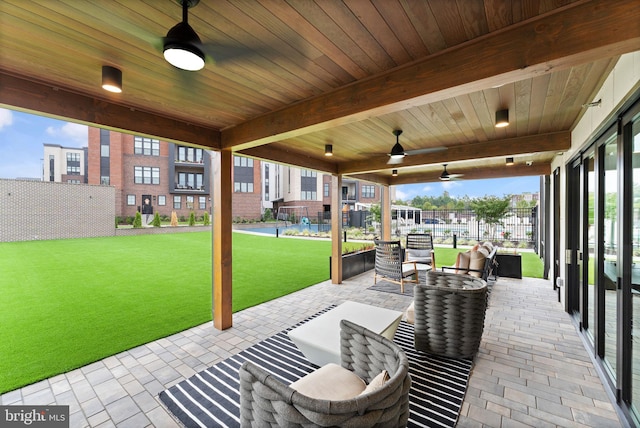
top-left (414, 270), bottom-right (488, 359)
top-left (239, 319), bottom-right (411, 427)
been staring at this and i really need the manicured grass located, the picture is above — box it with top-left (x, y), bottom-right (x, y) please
top-left (0, 232), bottom-right (333, 394)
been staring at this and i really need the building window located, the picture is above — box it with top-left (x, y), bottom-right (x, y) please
top-left (127, 194), bottom-right (136, 205)
top-left (100, 176), bottom-right (110, 185)
top-left (173, 195), bottom-right (181, 209)
top-left (362, 185), bottom-right (375, 198)
top-left (324, 182), bottom-right (330, 197)
top-left (301, 169), bottom-right (317, 199)
top-left (301, 191), bottom-right (317, 200)
top-left (100, 144), bottom-right (109, 157)
top-left (186, 196), bottom-right (194, 209)
top-left (66, 152), bottom-right (80, 162)
top-left (67, 179), bottom-right (80, 184)
top-left (177, 146), bottom-right (203, 163)
top-left (199, 196), bottom-right (206, 210)
top-left (176, 172), bottom-right (203, 189)
top-left (134, 166), bottom-right (160, 184)
top-left (158, 195), bottom-right (166, 206)
top-left (66, 165), bottom-right (80, 175)
top-left (234, 156), bottom-right (254, 193)
top-left (134, 136), bottom-right (160, 156)
top-left (49, 155), bottom-right (55, 182)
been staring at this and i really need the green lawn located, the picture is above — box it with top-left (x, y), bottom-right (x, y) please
top-left (0, 233), bottom-right (543, 394)
top-left (0, 232), bottom-right (333, 394)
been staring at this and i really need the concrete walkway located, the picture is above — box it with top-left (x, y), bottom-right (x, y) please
top-left (0, 273), bottom-right (623, 427)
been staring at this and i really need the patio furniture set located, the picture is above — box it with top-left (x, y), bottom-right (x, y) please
top-left (238, 233), bottom-right (489, 426)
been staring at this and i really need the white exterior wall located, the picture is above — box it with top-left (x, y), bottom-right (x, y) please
top-left (551, 51), bottom-right (640, 304)
top-left (43, 144), bottom-right (85, 182)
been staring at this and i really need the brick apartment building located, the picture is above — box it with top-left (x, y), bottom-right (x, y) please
top-left (44, 128), bottom-right (381, 221)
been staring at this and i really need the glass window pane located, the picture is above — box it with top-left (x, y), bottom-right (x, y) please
top-left (602, 134), bottom-right (618, 378)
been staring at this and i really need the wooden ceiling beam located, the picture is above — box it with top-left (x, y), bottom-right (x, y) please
top-left (236, 145), bottom-right (338, 173)
top-left (340, 132), bottom-right (569, 174)
top-left (221, 0), bottom-right (640, 150)
top-left (387, 162), bottom-right (551, 186)
top-left (0, 71), bottom-right (221, 149)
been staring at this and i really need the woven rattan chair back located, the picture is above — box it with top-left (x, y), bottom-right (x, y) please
top-left (373, 240), bottom-right (419, 292)
top-left (406, 233), bottom-right (434, 251)
top-left (414, 271), bottom-right (488, 359)
top-left (239, 319), bottom-right (411, 427)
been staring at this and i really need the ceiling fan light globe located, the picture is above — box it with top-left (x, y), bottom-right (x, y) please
top-left (164, 45), bottom-right (205, 71)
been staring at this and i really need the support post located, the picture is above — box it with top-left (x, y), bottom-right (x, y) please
top-left (212, 150), bottom-right (233, 329)
top-left (382, 185), bottom-right (391, 240)
top-left (331, 174), bottom-right (343, 283)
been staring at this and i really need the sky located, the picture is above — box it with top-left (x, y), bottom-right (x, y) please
top-left (0, 108), bottom-right (540, 198)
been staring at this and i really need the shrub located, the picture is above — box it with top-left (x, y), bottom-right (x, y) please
top-left (151, 212), bottom-right (161, 227)
top-left (518, 240), bottom-right (529, 249)
top-left (502, 240), bottom-right (514, 248)
top-left (179, 215), bottom-right (186, 223)
top-left (115, 217), bottom-right (119, 229)
top-left (188, 212), bottom-right (195, 226)
top-left (170, 211), bottom-right (178, 227)
top-left (133, 212), bottom-right (142, 228)
top-left (203, 212), bottom-right (210, 226)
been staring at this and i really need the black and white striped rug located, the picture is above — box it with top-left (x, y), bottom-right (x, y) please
top-left (159, 307), bottom-right (472, 427)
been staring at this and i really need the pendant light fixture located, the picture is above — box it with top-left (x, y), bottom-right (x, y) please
top-left (163, 0), bottom-right (205, 71)
top-left (324, 144), bottom-right (333, 156)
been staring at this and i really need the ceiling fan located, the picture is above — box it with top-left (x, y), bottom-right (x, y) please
top-left (439, 164), bottom-right (464, 181)
top-left (158, 0), bottom-right (282, 71)
top-left (383, 130), bottom-right (447, 165)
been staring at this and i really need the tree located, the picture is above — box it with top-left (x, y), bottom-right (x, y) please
top-left (203, 211), bottom-right (210, 226)
top-left (133, 211), bottom-right (143, 228)
top-left (470, 196), bottom-right (511, 239)
top-left (170, 211), bottom-right (178, 227)
top-left (151, 212), bottom-right (161, 227)
top-left (188, 211), bottom-right (196, 226)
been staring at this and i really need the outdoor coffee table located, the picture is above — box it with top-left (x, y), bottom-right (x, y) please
top-left (287, 301), bottom-right (403, 367)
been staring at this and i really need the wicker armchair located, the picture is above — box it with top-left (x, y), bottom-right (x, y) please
top-left (239, 319), bottom-right (411, 427)
top-left (405, 233), bottom-right (434, 265)
top-left (414, 270), bottom-right (488, 359)
top-left (374, 240), bottom-right (419, 293)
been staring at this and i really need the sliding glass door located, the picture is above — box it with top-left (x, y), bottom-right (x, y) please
top-left (602, 134), bottom-right (618, 378)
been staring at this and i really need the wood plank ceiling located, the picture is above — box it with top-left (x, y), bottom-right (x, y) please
top-left (1, 0), bottom-right (639, 185)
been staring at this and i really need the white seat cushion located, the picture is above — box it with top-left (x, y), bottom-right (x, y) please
top-left (402, 263), bottom-right (416, 276)
top-left (290, 363), bottom-right (366, 400)
top-left (406, 249), bottom-right (432, 263)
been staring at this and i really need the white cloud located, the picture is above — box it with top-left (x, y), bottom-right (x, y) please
top-left (0, 108), bottom-right (14, 130)
top-left (441, 181), bottom-right (462, 190)
top-left (46, 122), bottom-right (88, 146)
top-left (421, 184), bottom-right (433, 193)
top-left (395, 189), bottom-right (410, 201)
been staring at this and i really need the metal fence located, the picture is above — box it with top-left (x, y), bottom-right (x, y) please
top-left (317, 206), bottom-right (538, 250)
top-left (397, 207), bottom-right (538, 250)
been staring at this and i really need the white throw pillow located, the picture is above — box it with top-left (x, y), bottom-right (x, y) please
top-left (358, 370), bottom-right (390, 396)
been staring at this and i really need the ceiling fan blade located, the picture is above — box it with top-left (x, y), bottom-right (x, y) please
top-left (199, 42), bottom-right (286, 65)
top-left (404, 146), bottom-right (447, 156)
